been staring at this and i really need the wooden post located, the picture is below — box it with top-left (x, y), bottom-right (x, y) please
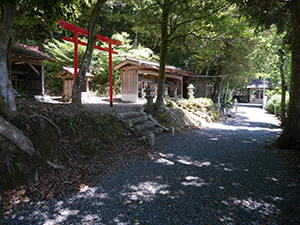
top-left (74, 31), bottom-right (78, 80)
top-left (41, 64), bottom-right (44, 95)
top-left (109, 43), bottom-right (113, 107)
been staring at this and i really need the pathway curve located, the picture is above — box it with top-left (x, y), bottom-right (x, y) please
top-left (1, 105), bottom-right (299, 224)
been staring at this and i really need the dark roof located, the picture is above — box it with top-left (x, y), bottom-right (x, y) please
top-left (114, 56), bottom-right (193, 76)
top-left (58, 67), bottom-right (94, 78)
top-left (11, 43), bottom-right (55, 62)
top-left (247, 78), bottom-right (269, 89)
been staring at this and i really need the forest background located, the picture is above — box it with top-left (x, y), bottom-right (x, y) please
top-left (9, 0), bottom-right (290, 113)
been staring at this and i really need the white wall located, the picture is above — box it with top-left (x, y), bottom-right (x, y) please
top-left (122, 93), bottom-right (138, 102)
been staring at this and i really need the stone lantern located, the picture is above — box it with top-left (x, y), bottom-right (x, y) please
top-left (144, 84), bottom-right (155, 113)
top-left (187, 83), bottom-right (195, 99)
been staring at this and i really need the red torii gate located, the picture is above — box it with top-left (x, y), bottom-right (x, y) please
top-left (57, 20), bottom-right (121, 106)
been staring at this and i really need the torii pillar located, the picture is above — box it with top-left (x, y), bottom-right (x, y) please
top-left (57, 20), bottom-right (121, 106)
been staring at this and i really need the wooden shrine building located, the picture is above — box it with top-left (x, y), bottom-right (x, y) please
top-left (114, 56), bottom-right (193, 102)
top-left (247, 78), bottom-right (269, 103)
top-left (11, 43), bottom-right (55, 96)
top-left (58, 66), bottom-right (94, 97)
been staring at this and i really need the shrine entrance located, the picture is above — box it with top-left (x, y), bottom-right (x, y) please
top-left (57, 20), bottom-right (121, 106)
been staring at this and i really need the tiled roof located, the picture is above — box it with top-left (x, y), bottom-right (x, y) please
top-left (247, 79), bottom-right (269, 89)
top-left (11, 43), bottom-right (55, 62)
top-left (114, 56), bottom-right (193, 76)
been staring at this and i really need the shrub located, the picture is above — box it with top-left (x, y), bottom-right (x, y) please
top-left (165, 100), bottom-right (176, 108)
top-left (178, 97), bottom-right (214, 111)
top-left (266, 93), bottom-right (289, 116)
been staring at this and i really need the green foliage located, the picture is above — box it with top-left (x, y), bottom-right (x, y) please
top-left (178, 97), bottom-right (214, 112)
top-left (266, 93), bottom-right (289, 116)
top-left (165, 100), bottom-right (176, 108)
top-left (12, 0), bottom-right (78, 44)
top-left (249, 29), bottom-right (291, 92)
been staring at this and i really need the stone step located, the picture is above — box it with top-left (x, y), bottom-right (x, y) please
top-left (142, 126), bottom-right (165, 136)
top-left (155, 132), bottom-right (171, 145)
top-left (118, 111), bottom-right (141, 119)
top-left (135, 121), bottom-right (156, 132)
top-left (127, 115), bottom-right (149, 125)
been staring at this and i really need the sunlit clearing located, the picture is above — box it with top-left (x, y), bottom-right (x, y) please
top-left (122, 181), bottom-right (169, 202)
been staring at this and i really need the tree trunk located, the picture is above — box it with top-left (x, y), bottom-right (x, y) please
top-left (224, 79), bottom-right (229, 104)
top-left (279, 48), bottom-right (287, 127)
top-left (72, 0), bottom-right (107, 105)
top-left (212, 63), bottom-right (226, 103)
top-left (155, 5), bottom-right (169, 106)
top-left (0, 2), bottom-right (17, 117)
top-left (0, 117), bottom-right (36, 156)
top-left (274, 0), bottom-right (300, 148)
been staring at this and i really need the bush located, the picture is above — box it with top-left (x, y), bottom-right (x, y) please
top-left (266, 93), bottom-right (289, 116)
top-left (165, 100), bottom-right (176, 108)
top-left (178, 97), bottom-right (214, 111)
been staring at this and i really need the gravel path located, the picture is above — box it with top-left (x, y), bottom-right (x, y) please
top-left (1, 104), bottom-right (299, 224)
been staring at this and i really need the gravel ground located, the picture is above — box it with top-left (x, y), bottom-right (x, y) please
top-left (82, 95), bottom-right (146, 114)
top-left (1, 104), bottom-right (299, 224)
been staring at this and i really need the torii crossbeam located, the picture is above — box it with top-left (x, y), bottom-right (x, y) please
top-left (57, 20), bottom-right (121, 107)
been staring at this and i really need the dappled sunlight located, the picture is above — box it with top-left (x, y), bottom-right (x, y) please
top-left (9, 184), bottom-right (108, 224)
top-left (223, 197), bottom-right (280, 216)
top-left (177, 156), bottom-right (211, 168)
top-left (155, 158), bottom-right (174, 165)
top-left (76, 185), bottom-right (98, 198)
top-left (181, 176), bottom-right (209, 187)
top-left (158, 152), bottom-right (174, 158)
top-left (121, 181), bottom-right (170, 202)
top-left (43, 209), bottom-right (80, 225)
top-left (266, 177), bottom-right (280, 182)
top-left (154, 152), bottom-right (212, 168)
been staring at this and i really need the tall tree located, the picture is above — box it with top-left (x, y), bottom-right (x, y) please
top-left (132, 0), bottom-right (227, 107)
top-left (0, 1), bottom-right (17, 117)
top-left (275, 0), bottom-right (300, 148)
top-left (72, 0), bottom-right (107, 104)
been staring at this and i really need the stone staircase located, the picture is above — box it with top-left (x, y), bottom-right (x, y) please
top-left (116, 110), bottom-right (174, 146)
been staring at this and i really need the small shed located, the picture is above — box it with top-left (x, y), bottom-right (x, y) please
top-left (247, 78), bottom-right (268, 103)
top-left (58, 66), bottom-right (94, 97)
top-left (11, 43), bottom-right (55, 96)
top-left (114, 56), bottom-right (193, 102)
